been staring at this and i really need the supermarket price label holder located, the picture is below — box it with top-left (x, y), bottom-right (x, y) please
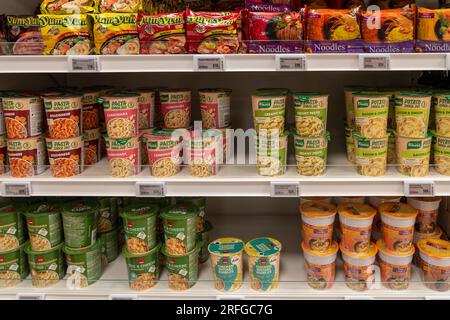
top-left (68, 56), bottom-right (101, 72)
top-left (194, 55), bottom-right (225, 71)
top-left (2, 182), bottom-right (31, 197)
top-left (270, 182), bottom-right (300, 198)
top-left (404, 181), bottom-right (435, 197)
top-left (109, 294), bottom-right (139, 300)
top-left (275, 54), bottom-right (307, 71)
top-left (135, 182), bottom-right (166, 197)
top-left (16, 293), bottom-right (46, 300)
top-left (358, 54), bottom-right (390, 71)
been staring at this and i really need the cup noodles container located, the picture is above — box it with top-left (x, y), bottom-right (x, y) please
top-left (379, 202), bottom-right (418, 253)
top-left (136, 90), bottom-right (155, 130)
top-left (353, 134), bottom-right (388, 177)
top-left (433, 133), bottom-right (450, 176)
top-left (0, 135), bottom-right (8, 175)
top-left (138, 87), bottom-right (167, 127)
top-left (394, 92), bottom-right (432, 138)
top-left (338, 203), bottom-right (376, 254)
top-left (43, 94), bottom-right (83, 139)
top-left (417, 238), bottom-right (450, 292)
top-left (340, 242), bottom-right (378, 291)
top-left (376, 239), bottom-right (414, 290)
top-left (368, 196), bottom-right (403, 233)
top-left (83, 128), bottom-right (101, 166)
top-left (145, 129), bottom-right (183, 177)
top-left (256, 131), bottom-right (288, 176)
top-left (300, 201), bottom-right (337, 252)
top-left (186, 130), bottom-right (222, 178)
top-left (396, 134), bottom-right (432, 177)
top-left (3, 94), bottom-right (44, 139)
top-left (0, 241), bottom-right (29, 288)
top-left (104, 135), bottom-right (141, 178)
top-left (407, 197), bottom-right (442, 234)
top-left (334, 196), bottom-right (366, 205)
top-left (293, 133), bottom-right (329, 176)
top-left (252, 89), bottom-right (288, 135)
top-left (413, 227), bottom-right (443, 267)
top-left (244, 237), bottom-right (282, 292)
top-left (302, 240), bottom-right (338, 290)
top-left (344, 86), bottom-right (368, 128)
top-left (300, 197), bottom-right (332, 205)
top-left (159, 89), bottom-right (191, 129)
top-left (293, 92), bottom-right (328, 137)
top-left (100, 92), bottom-right (139, 139)
top-left (7, 136), bottom-right (46, 177)
top-left (81, 89), bottom-right (102, 130)
top-left (208, 237), bottom-right (244, 292)
top-left (433, 93), bottom-right (450, 137)
top-left (199, 89), bottom-right (232, 129)
top-left (45, 135), bottom-right (83, 178)
top-left (123, 242), bottom-right (161, 291)
top-left (352, 93), bottom-right (389, 138)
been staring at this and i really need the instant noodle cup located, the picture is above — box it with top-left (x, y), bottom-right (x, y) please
top-left (395, 92), bottom-right (432, 138)
top-left (145, 129), bottom-right (183, 177)
top-left (413, 227), bottom-right (443, 267)
top-left (198, 221), bottom-right (212, 264)
top-left (96, 197), bottom-right (118, 233)
top-left (376, 239), bottom-right (414, 290)
top-left (340, 242), bottom-right (377, 291)
top-left (83, 128), bottom-right (101, 166)
top-left (100, 92), bottom-right (139, 139)
top-left (0, 241), bottom-right (29, 288)
top-left (345, 126), bottom-right (356, 164)
top-left (353, 93), bottom-right (389, 138)
top-left (81, 88), bottom-right (101, 130)
top-left (25, 242), bottom-right (65, 288)
top-left (300, 201), bottom-right (337, 252)
top-left (379, 202), bottom-right (418, 253)
top-left (293, 93), bottom-right (328, 137)
top-left (368, 196), bottom-right (402, 233)
top-left (105, 135), bottom-right (141, 178)
top-left (344, 86), bottom-right (369, 127)
top-left (136, 89), bottom-right (155, 130)
top-left (256, 131), bottom-right (288, 176)
top-left (7, 136), bottom-right (47, 177)
top-left (244, 237), bottom-right (282, 292)
top-left (98, 228), bottom-right (119, 267)
top-left (199, 89), bottom-right (232, 129)
top-left (208, 237), bottom-right (244, 292)
top-left (407, 197), bottom-right (442, 234)
top-left (293, 132), bottom-right (329, 176)
top-left (396, 133), bottom-right (432, 177)
top-left (353, 133), bottom-right (388, 177)
top-left (252, 89), bottom-right (288, 135)
top-left (160, 89), bottom-right (191, 129)
top-left (433, 132), bottom-right (450, 176)
top-left (302, 240), bottom-right (338, 290)
top-left (0, 135), bottom-right (8, 175)
top-left (63, 241), bottom-right (102, 288)
top-left (120, 203), bottom-right (158, 254)
top-left (124, 242), bottom-right (161, 291)
top-left (338, 203), bottom-right (376, 253)
top-left (22, 203), bottom-right (62, 252)
top-left (417, 239), bottom-right (450, 292)
top-left (185, 130), bottom-right (222, 178)
top-left (61, 199), bottom-right (98, 249)
top-left (432, 92), bottom-right (450, 137)
top-left (3, 94), bottom-right (44, 139)
top-left (162, 241), bottom-right (201, 291)
top-left (300, 197), bottom-right (332, 205)
top-left (46, 135), bottom-right (83, 178)
top-left (44, 94), bottom-right (82, 139)
top-left (0, 205), bottom-right (26, 252)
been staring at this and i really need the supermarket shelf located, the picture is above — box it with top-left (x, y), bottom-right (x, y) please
top-left (0, 53), bottom-right (447, 73)
top-left (1, 215), bottom-right (449, 300)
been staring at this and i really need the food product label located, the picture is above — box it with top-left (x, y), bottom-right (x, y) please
top-left (294, 136), bottom-right (328, 176)
top-left (160, 91), bottom-right (191, 129)
top-left (0, 210), bottom-right (23, 250)
top-left (354, 135), bottom-right (388, 176)
top-left (82, 103), bottom-right (100, 130)
top-left (416, 209), bottom-right (438, 234)
top-left (381, 223), bottom-right (414, 252)
top-left (354, 96), bottom-right (389, 138)
top-left (251, 255), bottom-right (277, 292)
top-left (340, 224), bottom-right (372, 253)
top-left (46, 136), bottom-right (83, 177)
top-left (166, 252), bottom-right (199, 289)
top-left (256, 135), bottom-right (287, 176)
top-left (103, 97), bottom-right (139, 139)
top-left (213, 255), bottom-right (239, 292)
top-left (162, 215), bottom-right (196, 255)
top-left (27, 213), bottom-right (62, 250)
top-left (3, 97), bottom-right (44, 139)
top-left (62, 211), bottom-right (97, 248)
top-left (7, 137), bottom-right (46, 177)
top-left (379, 259), bottom-right (411, 290)
top-left (294, 101), bottom-right (327, 137)
top-left (302, 222), bottom-right (333, 252)
top-left (66, 248), bottom-right (101, 286)
top-left (125, 250), bottom-right (159, 290)
top-left (199, 92), bottom-right (231, 129)
top-left (343, 262), bottom-right (375, 291)
top-left (122, 211), bottom-right (157, 253)
top-left (105, 137), bottom-right (140, 177)
top-left (395, 95), bottom-right (431, 138)
top-left (98, 230), bottom-right (118, 263)
top-left (421, 261), bottom-right (450, 291)
top-left (27, 248), bottom-right (64, 284)
top-left (305, 260), bottom-right (335, 289)
top-left (138, 91), bottom-right (155, 129)
top-left (84, 135), bottom-right (101, 166)
top-left (45, 97), bottom-right (82, 139)
top-left (434, 95), bottom-right (450, 137)
top-left (0, 248), bottom-right (28, 282)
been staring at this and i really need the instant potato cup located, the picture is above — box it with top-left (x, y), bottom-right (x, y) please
top-left (64, 241), bottom-right (102, 288)
top-left (293, 92), bottom-right (328, 137)
top-left (353, 133), bottom-right (388, 177)
top-left (395, 92), bottom-right (432, 138)
top-left (25, 242), bottom-right (65, 288)
top-left (344, 86), bottom-right (369, 127)
top-left (199, 89), bottom-right (232, 129)
top-left (407, 197), bottom-right (442, 234)
top-left (0, 241), bottom-right (29, 288)
top-left (396, 133), bottom-right (432, 177)
top-left (252, 89), bottom-right (288, 135)
top-left (433, 132), bottom-right (450, 176)
top-left (432, 92), bottom-right (450, 137)
top-left (256, 131), bottom-right (288, 176)
top-left (61, 199), bottom-right (98, 249)
top-left (293, 132), bottom-right (329, 176)
top-left (43, 94), bottom-right (83, 139)
top-left (124, 242), bottom-right (161, 291)
top-left (302, 240), bottom-right (338, 290)
top-left (353, 93), bottom-right (389, 138)
top-left (0, 205), bottom-right (26, 251)
top-left (46, 135), bottom-right (83, 178)
top-left (340, 242), bottom-right (377, 292)
top-left (417, 238), bottom-right (450, 292)
top-left (100, 92), bottom-right (139, 139)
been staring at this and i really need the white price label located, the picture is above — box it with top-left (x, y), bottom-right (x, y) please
top-left (276, 55), bottom-right (306, 71)
top-left (359, 54), bottom-right (390, 70)
top-left (68, 56), bottom-right (100, 72)
top-left (108, 294), bottom-right (138, 300)
top-left (16, 293), bottom-right (46, 300)
top-left (194, 55), bottom-right (224, 71)
top-left (270, 182), bottom-right (299, 197)
top-left (344, 296), bottom-right (375, 300)
top-left (404, 181), bottom-right (434, 196)
top-left (3, 182), bottom-right (31, 197)
top-left (425, 296), bottom-right (450, 300)
top-left (216, 295), bottom-right (245, 300)
top-left (136, 182), bottom-right (166, 197)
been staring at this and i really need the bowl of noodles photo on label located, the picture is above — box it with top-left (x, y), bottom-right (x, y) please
top-left (100, 92), bottom-right (139, 139)
top-left (294, 132), bottom-right (329, 176)
top-left (353, 133), bottom-right (389, 177)
top-left (395, 92), bottom-right (432, 138)
top-left (46, 135), bottom-right (83, 178)
top-left (396, 133), bottom-right (432, 177)
top-left (43, 94), bottom-right (83, 139)
top-left (105, 135), bottom-right (141, 178)
top-left (293, 92), bottom-right (329, 137)
top-left (159, 89), bottom-right (191, 129)
top-left (353, 92), bottom-right (390, 138)
top-left (252, 89), bottom-right (288, 135)
top-left (7, 136), bottom-right (47, 178)
top-left (3, 94), bottom-right (44, 139)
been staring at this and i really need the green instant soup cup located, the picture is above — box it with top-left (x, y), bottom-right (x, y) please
top-left (25, 242), bottom-right (65, 288)
top-left (0, 241), bottom-right (29, 288)
top-left (63, 241), bottom-right (102, 288)
top-left (62, 199), bottom-right (99, 249)
top-left (123, 242), bottom-right (161, 291)
top-left (0, 205), bottom-right (26, 251)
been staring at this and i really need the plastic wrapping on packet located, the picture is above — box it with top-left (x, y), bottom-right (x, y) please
top-left (416, 8), bottom-right (450, 52)
top-left (40, 0), bottom-right (94, 14)
top-left (6, 15), bottom-right (44, 55)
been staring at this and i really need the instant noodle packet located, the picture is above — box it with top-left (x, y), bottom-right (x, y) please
top-left (245, 0), bottom-right (295, 12)
top-left (6, 16), bottom-right (44, 55)
top-left (40, 0), bottom-right (94, 14)
top-left (417, 8), bottom-right (450, 52)
top-left (93, 0), bottom-right (140, 13)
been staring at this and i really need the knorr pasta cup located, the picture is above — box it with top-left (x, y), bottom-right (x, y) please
top-left (64, 241), bottom-right (102, 288)
top-left (160, 89), bottom-right (192, 129)
top-left (198, 221), bottom-right (212, 264)
top-left (161, 204), bottom-right (198, 256)
top-left (0, 205), bottom-right (26, 251)
top-left (252, 89), bottom-right (288, 135)
top-left (120, 203), bottom-right (158, 254)
top-left (43, 94), bottom-right (82, 139)
top-left (208, 237), bottom-right (244, 292)
top-left (145, 129), bottom-right (183, 177)
top-left (100, 92), bottom-right (139, 139)
top-left (83, 128), bottom-right (101, 166)
top-left (433, 92), bottom-right (450, 137)
top-left (163, 242), bottom-right (201, 291)
top-left (25, 242), bottom-right (65, 288)
top-left (186, 130), bottom-right (222, 177)
top-left (407, 197), bottom-right (442, 234)
top-left (256, 131), bottom-right (287, 176)
top-left (61, 199), bottom-right (98, 249)
top-left (300, 201), bottom-right (337, 252)
top-left (417, 239), bottom-right (450, 292)
top-left (7, 136), bottom-right (46, 177)
top-left (81, 88), bottom-right (101, 130)
top-left (199, 88), bottom-right (232, 129)
top-left (338, 203), bottom-right (376, 254)
top-left (0, 241), bottom-right (29, 288)
top-left (136, 89), bottom-right (155, 130)
top-left (244, 237), bottom-right (282, 292)
top-left (3, 94), bottom-right (44, 139)
top-left (302, 240), bottom-right (338, 290)
top-left (344, 86), bottom-right (368, 127)
top-left (46, 135), bottom-right (83, 178)
top-left (395, 92), bottom-right (432, 138)
top-left (396, 133), bottom-right (432, 177)
top-left (340, 242), bottom-right (377, 291)
top-left (105, 135), bottom-right (141, 178)
top-left (293, 92), bottom-right (328, 137)
top-left (353, 93), bottom-right (389, 138)
top-left (368, 196), bottom-right (402, 233)
top-left (124, 242), bottom-right (161, 291)
top-left (376, 239), bottom-right (414, 290)
top-left (353, 133), bottom-right (388, 177)
top-left (379, 202), bottom-right (418, 253)
top-left (345, 126), bottom-right (356, 164)
top-left (293, 132), bottom-right (329, 176)
top-left (433, 132), bottom-right (450, 176)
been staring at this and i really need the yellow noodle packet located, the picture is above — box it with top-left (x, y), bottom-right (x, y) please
top-left (40, 0), bottom-right (94, 14)
top-left (93, 0), bottom-right (141, 13)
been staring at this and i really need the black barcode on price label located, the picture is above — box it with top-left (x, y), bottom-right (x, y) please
top-left (69, 56), bottom-right (100, 72)
top-left (276, 55), bottom-right (306, 71)
top-left (136, 182), bottom-right (166, 197)
top-left (359, 55), bottom-right (390, 70)
top-left (4, 182), bottom-right (31, 197)
top-left (404, 182), bottom-right (434, 196)
top-left (194, 55), bottom-right (224, 71)
top-left (270, 182), bottom-right (299, 197)
top-left (16, 294), bottom-right (46, 300)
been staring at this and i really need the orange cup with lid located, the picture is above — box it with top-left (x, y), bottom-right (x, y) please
top-left (338, 203), bottom-right (376, 254)
top-left (379, 203), bottom-right (418, 253)
top-left (369, 196), bottom-right (403, 233)
top-left (417, 238), bottom-right (450, 292)
top-left (407, 197), bottom-right (442, 234)
top-left (413, 227), bottom-right (443, 267)
top-left (340, 242), bottom-right (378, 291)
top-left (376, 239), bottom-right (414, 290)
top-left (302, 241), bottom-right (338, 290)
top-left (300, 201), bottom-right (337, 252)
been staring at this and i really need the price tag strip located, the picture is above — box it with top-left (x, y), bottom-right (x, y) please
top-left (109, 294), bottom-right (138, 300)
top-left (404, 181), bottom-right (434, 197)
top-left (216, 295), bottom-right (245, 300)
top-left (16, 293), bottom-right (46, 300)
top-left (270, 182), bottom-right (299, 198)
top-left (136, 182), bottom-right (166, 197)
top-left (275, 54), bottom-right (306, 71)
top-left (68, 56), bottom-right (101, 72)
top-left (193, 55), bottom-right (225, 71)
top-left (3, 182), bottom-right (31, 197)
top-left (359, 54), bottom-right (390, 70)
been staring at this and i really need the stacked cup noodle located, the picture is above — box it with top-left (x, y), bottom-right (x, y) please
top-left (431, 90), bottom-right (450, 176)
top-left (96, 197), bottom-right (120, 273)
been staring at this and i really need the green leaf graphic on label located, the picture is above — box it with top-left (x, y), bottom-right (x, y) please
top-left (253, 257), bottom-right (275, 291)
top-left (214, 257), bottom-right (238, 291)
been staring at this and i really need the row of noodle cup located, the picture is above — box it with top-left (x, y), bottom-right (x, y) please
top-left (300, 201), bottom-right (450, 291)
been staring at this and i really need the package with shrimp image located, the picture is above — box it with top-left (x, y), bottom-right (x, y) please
top-left (417, 8), bottom-right (450, 52)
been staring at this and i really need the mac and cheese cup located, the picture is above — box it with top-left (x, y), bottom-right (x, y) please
top-left (145, 129), bottom-right (183, 177)
top-left (417, 239), bottom-right (450, 292)
top-left (198, 221), bottom-right (212, 264)
top-left (379, 202), bottom-right (418, 253)
top-left (63, 241), bottom-right (102, 288)
top-left (0, 241), bottom-right (29, 288)
top-left (353, 93), bottom-right (390, 138)
top-left (300, 201), bottom-right (337, 252)
top-left (293, 92), bottom-right (328, 137)
top-left (300, 197), bottom-right (332, 205)
top-left (338, 203), bottom-right (376, 253)
top-left (46, 135), bottom-right (83, 178)
top-left (256, 131), bottom-right (288, 176)
top-left (433, 93), bottom-right (450, 137)
top-left (345, 126), bottom-right (356, 164)
top-left (136, 89), bottom-right (155, 130)
top-left (120, 203), bottom-right (158, 255)
top-left (123, 242), bottom-right (161, 291)
top-left (43, 94), bottom-right (82, 139)
top-left (100, 92), bottom-right (139, 139)
top-left (162, 242), bottom-right (201, 291)
top-left (98, 228), bottom-right (119, 269)
top-left (293, 132), bottom-right (329, 176)
top-left (208, 237), bottom-right (244, 292)
top-left (407, 197), bottom-right (442, 234)
top-left (0, 205), bottom-right (26, 251)
top-left (3, 94), bottom-right (44, 139)
top-left (413, 227), bottom-right (443, 267)
top-left (25, 242), bottom-right (65, 288)
top-left (395, 92), bottom-right (432, 138)
top-left (176, 197), bottom-right (207, 233)
top-left (160, 89), bottom-right (192, 129)
top-left (302, 240), bottom-right (338, 290)
top-left (340, 242), bottom-right (377, 292)
top-left (244, 237), bottom-right (282, 292)
top-left (7, 136), bottom-right (47, 177)
top-left (376, 239), bottom-right (414, 290)
top-left (61, 199), bottom-right (98, 249)
top-left (199, 88), bottom-right (232, 129)
top-left (396, 134), bottom-right (432, 177)
top-left (252, 89), bottom-right (288, 135)
top-left (353, 134), bottom-right (388, 177)
top-left (161, 204), bottom-right (198, 256)
top-left (105, 135), bottom-right (141, 178)
top-left (97, 197), bottom-right (118, 233)
top-left (433, 133), bottom-right (450, 176)
top-left (368, 196), bottom-right (402, 233)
